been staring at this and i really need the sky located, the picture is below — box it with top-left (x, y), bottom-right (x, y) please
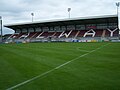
top-left (0, 0), bottom-right (120, 35)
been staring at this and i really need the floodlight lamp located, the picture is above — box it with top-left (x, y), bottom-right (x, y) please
top-left (31, 13), bottom-right (34, 16)
top-left (68, 8), bottom-right (71, 12)
top-left (116, 2), bottom-right (120, 7)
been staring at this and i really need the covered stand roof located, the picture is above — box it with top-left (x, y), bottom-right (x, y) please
top-left (4, 15), bottom-right (118, 30)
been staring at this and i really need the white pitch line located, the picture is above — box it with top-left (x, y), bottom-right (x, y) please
top-left (76, 47), bottom-right (91, 52)
top-left (6, 43), bottom-right (110, 90)
top-left (42, 46), bottom-right (91, 52)
top-left (5, 45), bottom-right (90, 53)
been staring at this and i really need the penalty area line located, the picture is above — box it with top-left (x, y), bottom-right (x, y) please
top-left (6, 43), bottom-right (110, 90)
top-left (76, 47), bottom-right (91, 52)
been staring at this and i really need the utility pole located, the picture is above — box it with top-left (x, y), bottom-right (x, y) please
top-left (116, 2), bottom-right (120, 30)
top-left (31, 13), bottom-right (34, 22)
top-left (68, 8), bottom-right (71, 19)
top-left (0, 16), bottom-right (3, 42)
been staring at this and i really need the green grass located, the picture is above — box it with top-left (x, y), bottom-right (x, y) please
top-left (0, 42), bottom-right (120, 90)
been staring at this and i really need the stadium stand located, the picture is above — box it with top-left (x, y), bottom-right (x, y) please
top-left (4, 15), bottom-right (119, 43)
top-left (26, 32), bottom-right (36, 39)
top-left (95, 30), bottom-right (103, 37)
top-left (77, 30), bottom-right (87, 37)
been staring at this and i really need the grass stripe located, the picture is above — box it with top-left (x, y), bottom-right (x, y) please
top-left (6, 43), bottom-right (110, 90)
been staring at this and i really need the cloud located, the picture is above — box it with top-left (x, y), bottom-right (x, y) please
top-left (0, 0), bottom-right (119, 35)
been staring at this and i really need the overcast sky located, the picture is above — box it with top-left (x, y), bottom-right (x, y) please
top-left (0, 0), bottom-right (120, 34)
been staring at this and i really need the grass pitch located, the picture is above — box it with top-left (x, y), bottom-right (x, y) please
top-left (0, 42), bottom-right (120, 90)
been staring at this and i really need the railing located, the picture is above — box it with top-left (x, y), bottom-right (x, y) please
top-left (3, 36), bottom-right (120, 43)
